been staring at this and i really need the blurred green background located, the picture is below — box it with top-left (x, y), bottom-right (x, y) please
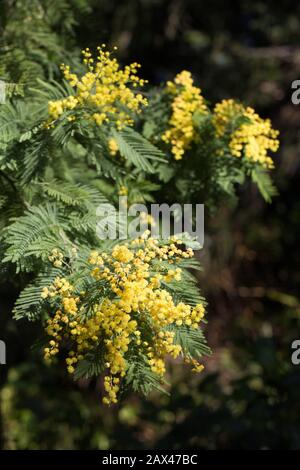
top-left (1, 0), bottom-right (300, 449)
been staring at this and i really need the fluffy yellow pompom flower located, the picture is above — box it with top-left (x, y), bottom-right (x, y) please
top-left (43, 237), bottom-right (206, 405)
top-left (213, 99), bottom-right (279, 169)
top-left (48, 248), bottom-right (64, 268)
top-left (108, 137), bottom-right (119, 156)
top-left (48, 45), bottom-right (148, 129)
top-left (162, 70), bottom-right (208, 160)
top-left (118, 185), bottom-right (128, 196)
top-left (112, 245), bottom-right (134, 263)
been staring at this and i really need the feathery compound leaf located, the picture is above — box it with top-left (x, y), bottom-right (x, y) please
top-left (175, 257), bottom-right (203, 271)
top-left (112, 127), bottom-right (167, 173)
top-left (0, 101), bottom-right (23, 144)
top-left (169, 325), bottom-right (211, 358)
top-left (163, 277), bottom-right (205, 307)
top-left (74, 351), bottom-right (105, 380)
top-left (251, 168), bottom-right (278, 203)
top-left (34, 78), bottom-right (75, 102)
top-left (13, 267), bottom-right (63, 320)
top-left (19, 132), bottom-right (52, 185)
top-left (39, 180), bottom-right (109, 208)
top-left (125, 355), bottom-right (169, 396)
top-left (3, 203), bottom-right (68, 269)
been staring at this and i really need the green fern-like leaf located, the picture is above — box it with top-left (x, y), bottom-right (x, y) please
top-left (74, 350), bottom-right (105, 380)
top-left (40, 180), bottom-right (108, 208)
top-left (13, 267), bottom-right (63, 320)
top-left (113, 127), bottom-right (166, 173)
top-left (251, 168), bottom-right (278, 203)
top-left (169, 325), bottom-right (211, 359)
top-left (125, 355), bottom-right (169, 396)
top-left (3, 203), bottom-right (69, 270)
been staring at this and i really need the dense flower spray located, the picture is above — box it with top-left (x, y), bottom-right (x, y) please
top-left (162, 70), bottom-right (208, 160)
top-left (160, 72), bottom-right (279, 169)
top-left (42, 236), bottom-right (206, 405)
top-left (0, 35), bottom-right (283, 414)
top-left (39, 53), bottom-right (280, 406)
top-left (48, 45), bottom-right (148, 129)
top-left (213, 99), bottom-right (279, 168)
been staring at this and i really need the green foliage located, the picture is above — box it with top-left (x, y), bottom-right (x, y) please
top-left (0, 0), bottom-right (296, 451)
top-left (0, 0), bottom-right (91, 85)
top-left (112, 127), bottom-right (167, 174)
top-left (251, 168), bottom-right (278, 202)
top-left (13, 267), bottom-right (63, 320)
top-left (0, 72), bottom-right (212, 403)
top-left (169, 325), bottom-right (211, 359)
top-left (3, 204), bottom-right (67, 269)
top-left (73, 351), bottom-right (105, 381)
top-left (0, 0), bottom-right (280, 416)
top-left (142, 88), bottom-right (277, 210)
top-left (125, 355), bottom-right (169, 396)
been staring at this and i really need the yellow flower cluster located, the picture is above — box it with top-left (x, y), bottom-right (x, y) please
top-left (42, 236), bottom-right (205, 405)
top-left (108, 137), bottom-right (119, 156)
top-left (118, 185), bottom-right (128, 196)
top-left (213, 99), bottom-right (279, 168)
top-left (48, 248), bottom-right (64, 268)
top-left (48, 45), bottom-right (148, 129)
top-left (162, 70), bottom-right (207, 160)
